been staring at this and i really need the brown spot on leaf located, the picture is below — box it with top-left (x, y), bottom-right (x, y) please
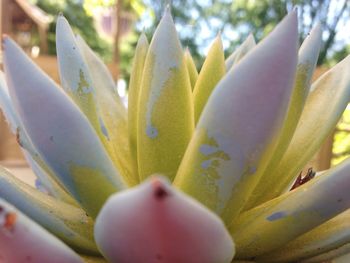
top-left (152, 179), bottom-right (169, 200)
top-left (16, 128), bottom-right (23, 147)
top-left (4, 212), bottom-right (17, 231)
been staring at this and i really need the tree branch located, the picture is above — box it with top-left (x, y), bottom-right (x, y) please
top-left (318, 0), bottom-right (348, 64)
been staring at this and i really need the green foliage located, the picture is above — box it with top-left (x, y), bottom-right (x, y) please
top-left (227, 0), bottom-right (348, 65)
top-left (333, 106), bottom-right (350, 165)
top-left (142, 0), bottom-right (349, 66)
top-left (119, 31), bottom-right (139, 82)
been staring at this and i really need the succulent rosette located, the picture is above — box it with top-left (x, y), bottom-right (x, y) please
top-left (0, 7), bottom-right (350, 263)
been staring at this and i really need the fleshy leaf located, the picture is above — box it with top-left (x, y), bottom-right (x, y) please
top-left (56, 15), bottom-right (103, 134)
top-left (17, 125), bottom-right (78, 204)
top-left (255, 52), bottom-right (350, 202)
top-left (3, 37), bottom-right (125, 218)
top-left (230, 158), bottom-right (350, 259)
top-left (174, 11), bottom-right (298, 224)
top-left (225, 34), bottom-right (256, 71)
top-left (301, 244), bottom-right (350, 263)
top-left (76, 34), bottom-right (138, 186)
top-left (0, 72), bottom-right (78, 205)
top-left (128, 33), bottom-right (149, 181)
top-left (245, 23), bottom-right (323, 209)
top-left (185, 47), bottom-right (199, 90)
top-left (258, 209), bottom-right (350, 262)
top-left (95, 177), bottom-right (235, 263)
top-left (23, 151), bottom-right (78, 205)
top-left (0, 166), bottom-right (97, 254)
top-left (56, 16), bottom-right (137, 186)
top-left (193, 34), bottom-right (225, 123)
top-left (137, 9), bottom-right (194, 182)
top-left (0, 71), bottom-right (19, 133)
top-left (0, 198), bottom-right (84, 263)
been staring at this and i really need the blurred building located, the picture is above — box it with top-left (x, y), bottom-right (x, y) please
top-left (1, 0), bottom-right (51, 54)
top-left (0, 0), bottom-right (52, 162)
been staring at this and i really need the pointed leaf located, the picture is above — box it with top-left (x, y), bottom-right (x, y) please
top-left (0, 198), bottom-right (84, 263)
top-left (95, 177), bottom-right (235, 263)
top-left (301, 243), bottom-right (350, 263)
top-left (17, 124), bottom-right (78, 205)
top-left (137, 9), bottom-right (194, 181)
top-left (3, 37), bottom-right (125, 218)
top-left (231, 158), bottom-right (350, 259)
top-left (76, 34), bottom-right (137, 186)
top-left (225, 34), bottom-right (256, 71)
top-left (174, 11), bottom-right (298, 224)
top-left (0, 166), bottom-right (97, 253)
top-left (56, 16), bottom-right (136, 186)
top-left (127, 33), bottom-right (149, 181)
top-left (1, 72), bottom-right (79, 205)
top-left (258, 52), bottom-right (350, 202)
top-left (0, 71), bottom-right (19, 133)
top-left (23, 151), bottom-right (78, 205)
top-left (185, 48), bottom-right (198, 90)
top-left (246, 24), bottom-right (323, 209)
top-left (56, 15), bottom-right (103, 133)
top-left (258, 209), bottom-right (350, 262)
top-left (193, 34), bottom-right (225, 123)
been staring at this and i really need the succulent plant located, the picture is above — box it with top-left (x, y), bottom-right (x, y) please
top-left (0, 6), bottom-right (350, 263)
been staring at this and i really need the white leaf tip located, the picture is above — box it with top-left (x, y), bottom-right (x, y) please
top-left (165, 4), bottom-right (171, 14)
top-left (161, 4), bottom-right (174, 23)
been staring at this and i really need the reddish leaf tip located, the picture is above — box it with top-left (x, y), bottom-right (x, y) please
top-left (4, 212), bottom-right (17, 231)
top-left (151, 178), bottom-right (170, 200)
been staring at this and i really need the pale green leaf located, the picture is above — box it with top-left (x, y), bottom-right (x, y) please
top-left (193, 34), bottom-right (225, 123)
top-left (255, 53), bottom-right (350, 203)
top-left (0, 167), bottom-right (97, 254)
top-left (137, 9), bottom-right (194, 182)
top-left (231, 158), bottom-right (350, 259)
top-left (3, 37), bottom-right (125, 218)
top-left (245, 24), bottom-right (323, 209)
top-left (0, 71), bottom-right (78, 205)
top-left (24, 151), bottom-right (78, 205)
top-left (184, 47), bottom-right (198, 90)
top-left (56, 16), bottom-right (137, 187)
top-left (128, 33), bottom-right (149, 182)
top-left (75, 34), bottom-right (137, 186)
top-left (225, 34), bottom-right (255, 71)
top-left (174, 11), bottom-right (298, 224)
top-left (301, 243), bottom-right (350, 263)
top-left (258, 209), bottom-right (350, 262)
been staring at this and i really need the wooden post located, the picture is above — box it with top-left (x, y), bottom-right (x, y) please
top-left (113, 0), bottom-right (122, 81)
top-left (1, 0), bottom-right (14, 37)
top-left (38, 26), bottom-right (48, 54)
top-left (0, 0), bottom-right (24, 161)
top-left (1, 0), bottom-right (12, 65)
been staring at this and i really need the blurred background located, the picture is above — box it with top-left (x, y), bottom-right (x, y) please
top-left (0, 0), bottom-right (349, 174)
